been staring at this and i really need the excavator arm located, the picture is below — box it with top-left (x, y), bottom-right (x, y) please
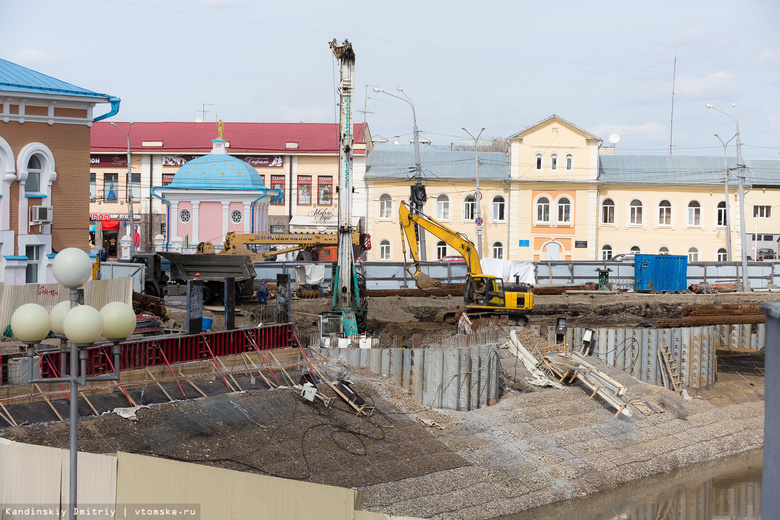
top-left (399, 201), bottom-right (482, 289)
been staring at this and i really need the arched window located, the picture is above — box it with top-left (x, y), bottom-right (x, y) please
top-left (379, 194), bottom-right (392, 219)
top-left (550, 154), bottom-right (558, 171)
top-left (717, 201), bottom-right (727, 227)
top-left (565, 154), bottom-right (573, 171)
top-left (630, 200), bottom-right (643, 225)
top-left (379, 240), bottom-right (391, 260)
top-left (717, 248), bottom-right (728, 262)
top-left (493, 242), bottom-right (503, 259)
top-left (464, 195), bottom-right (476, 221)
top-left (436, 194), bottom-right (450, 220)
top-left (659, 246), bottom-right (670, 254)
top-left (602, 245), bottom-right (613, 260)
top-left (535, 153), bottom-right (543, 170)
top-left (602, 198), bottom-right (615, 224)
top-left (688, 201), bottom-right (701, 226)
top-left (493, 196), bottom-right (505, 221)
top-left (537, 197), bottom-right (550, 223)
top-left (436, 241), bottom-right (447, 260)
top-left (630, 246), bottom-right (641, 254)
top-left (658, 200), bottom-right (671, 227)
top-left (557, 197), bottom-right (571, 224)
top-left (26, 155), bottom-right (42, 193)
top-left (688, 247), bottom-right (699, 262)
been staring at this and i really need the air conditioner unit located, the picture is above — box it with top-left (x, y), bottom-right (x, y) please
top-left (30, 205), bottom-right (53, 224)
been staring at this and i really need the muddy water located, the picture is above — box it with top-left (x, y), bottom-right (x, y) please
top-left (496, 449), bottom-right (763, 520)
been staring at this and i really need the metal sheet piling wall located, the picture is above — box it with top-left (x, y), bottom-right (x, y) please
top-left (532, 323), bottom-right (763, 388)
top-left (319, 344), bottom-right (500, 411)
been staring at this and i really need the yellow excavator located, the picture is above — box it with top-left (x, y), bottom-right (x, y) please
top-left (399, 201), bottom-right (533, 324)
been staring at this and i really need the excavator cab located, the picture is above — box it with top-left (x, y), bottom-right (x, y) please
top-left (465, 275), bottom-right (506, 308)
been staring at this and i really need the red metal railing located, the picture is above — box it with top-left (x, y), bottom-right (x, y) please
top-left (35, 323), bottom-right (292, 379)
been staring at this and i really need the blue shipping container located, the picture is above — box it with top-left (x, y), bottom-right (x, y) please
top-left (634, 254), bottom-right (687, 293)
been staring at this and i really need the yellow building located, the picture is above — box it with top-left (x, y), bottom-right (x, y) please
top-left (365, 115), bottom-right (780, 262)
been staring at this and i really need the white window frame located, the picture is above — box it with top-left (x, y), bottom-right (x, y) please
top-left (716, 201), bottom-right (727, 228)
top-left (658, 246), bottom-right (670, 254)
top-left (535, 153), bottom-right (543, 171)
top-left (717, 248), bottom-right (728, 262)
top-left (658, 200), bottom-right (672, 227)
top-left (230, 209), bottom-right (243, 224)
top-left (436, 241), bottom-right (447, 260)
top-left (436, 194), bottom-right (450, 220)
top-left (688, 247), bottom-right (699, 262)
top-left (492, 242), bottom-right (503, 259)
top-left (492, 196), bottom-right (505, 222)
top-left (565, 154), bottom-right (573, 171)
top-left (687, 200), bottom-right (701, 227)
top-left (550, 154), bottom-right (558, 171)
top-left (179, 208), bottom-right (191, 224)
top-left (556, 196), bottom-right (571, 225)
top-left (754, 205), bottom-right (771, 219)
top-left (601, 198), bottom-right (615, 225)
top-left (379, 194), bottom-right (392, 220)
top-left (629, 199), bottom-right (643, 226)
top-left (379, 239), bottom-right (391, 260)
top-left (536, 196), bottom-right (551, 224)
top-left (602, 245), bottom-right (613, 260)
top-left (463, 196), bottom-right (476, 221)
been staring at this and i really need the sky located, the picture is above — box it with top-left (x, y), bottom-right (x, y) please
top-left (3, 0), bottom-right (780, 159)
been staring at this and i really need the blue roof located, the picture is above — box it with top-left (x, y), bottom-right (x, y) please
top-left (165, 139), bottom-right (271, 190)
top-left (0, 58), bottom-right (111, 100)
top-left (366, 146), bottom-right (510, 181)
top-left (598, 155), bottom-right (780, 186)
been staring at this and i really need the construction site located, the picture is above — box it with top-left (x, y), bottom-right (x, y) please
top-left (0, 286), bottom-right (770, 519)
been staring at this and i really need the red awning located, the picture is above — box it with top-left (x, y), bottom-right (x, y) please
top-left (95, 219), bottom-right (120, 231)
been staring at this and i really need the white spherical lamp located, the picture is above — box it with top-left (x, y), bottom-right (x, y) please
top-left (100, 302), bottom-right (136, 341)
top-left (63, 305), bottom-right (103, 345)
top-left (10, 303), bottom-right (51, 343)
top-left (52, 248), bottom-right (93, 289)
top-left (50, 300), bottom-right (72, 336)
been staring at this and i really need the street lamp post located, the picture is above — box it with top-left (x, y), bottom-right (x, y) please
top-left (707, 104), bottom-right (749, 291)
top-left (111, 122), bottom-right (135, 257)
top-left (714, 132), bottom-right (736, 262)
top-left (373, 87), bottom-right (427, 261)
top-left (10, 248), bottom-right (136, 519)
top-left (462, 127), bottom-right (485, 257)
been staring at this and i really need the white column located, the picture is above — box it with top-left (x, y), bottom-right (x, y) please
top-left (191, 201), bottom-right (200, 243)
top-left (222, 202), bottom-right (230, 239)
top-left (243, 202), bottom-right (251, 233)
top-left (170, 201), bottom-right (179, 240)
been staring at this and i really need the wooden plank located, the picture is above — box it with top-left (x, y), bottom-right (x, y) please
top-left (0, 401), bottom-right (18, 426)
top-left (145, 368), bottom-right (174, 402)
top-left (34, 383), bottom-right (63, 421)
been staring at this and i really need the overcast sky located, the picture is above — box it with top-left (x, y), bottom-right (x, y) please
top-left (4, 0), bottom-right (780, 159)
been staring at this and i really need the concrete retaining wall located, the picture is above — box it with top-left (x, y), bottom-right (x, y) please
top-left (533, 323), bottom-right (765, 389)
top-left (318, 344), bottom-right (500, 411)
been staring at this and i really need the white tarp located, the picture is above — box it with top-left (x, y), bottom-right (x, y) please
top-left (479, 258), bottom-right (535, 285)
top-left (295, 264), bottom-right (326, 285)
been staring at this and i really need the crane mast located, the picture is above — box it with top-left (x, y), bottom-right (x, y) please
top-left (328, 38), bottom-right (362, 335)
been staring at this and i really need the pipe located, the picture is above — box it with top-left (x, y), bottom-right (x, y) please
top-left (93, 96), bottom-right (121, 122)
top-left (150, 186), bottom-right (170, 250)
top-left (250, 189), bottom-right (270, 233)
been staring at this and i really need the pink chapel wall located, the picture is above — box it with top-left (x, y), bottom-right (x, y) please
top-left (198, 202), bottom-right (225, 245)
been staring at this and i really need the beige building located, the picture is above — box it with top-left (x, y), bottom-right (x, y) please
top-left (89, 121), bottom-right (371, 256)
top-left (365, 115), bottom-right (780, 263)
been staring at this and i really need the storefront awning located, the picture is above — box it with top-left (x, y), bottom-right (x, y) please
top-left (94, 219), bottom-right (120, 231)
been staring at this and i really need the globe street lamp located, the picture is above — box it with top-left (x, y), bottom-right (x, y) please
top-left (706, 103), bottom-right (749, 291)
top-left (10, 248), bottom-right (136, 519)
top-left (373, 86), bottom-right (427, 261)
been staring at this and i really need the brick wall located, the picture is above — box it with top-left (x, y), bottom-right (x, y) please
top-left (1, 120), bottom-right (91, 253)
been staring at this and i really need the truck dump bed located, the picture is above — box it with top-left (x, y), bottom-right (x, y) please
top-left (158, 252), bottom-right (256, 282)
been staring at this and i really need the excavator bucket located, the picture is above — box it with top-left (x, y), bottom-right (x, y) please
top-left (413, 272), bottom-right (442, 290)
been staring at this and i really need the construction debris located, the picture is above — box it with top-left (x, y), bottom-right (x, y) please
top-left (503, 330), bottom-right (563, 388)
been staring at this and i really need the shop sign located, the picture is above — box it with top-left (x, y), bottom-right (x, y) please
top-left (90, 213), bottom-right (111, 220)
top-left (239, 156), bottom-right (283, 167)
top-left (161, 155), bottom-right (201, 166)
top-left (90, 155), bottom-right (127, 167)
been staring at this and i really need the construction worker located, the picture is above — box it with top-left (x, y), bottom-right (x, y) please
top-left (257, 280), bottom-right (269, 305)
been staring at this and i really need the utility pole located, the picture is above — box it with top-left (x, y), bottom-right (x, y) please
top-left (462, 127), bottom-right (485, 257)
top-left (111, 122), bottom-right (134, 256)
top-left (373, 86), bottom-right (427, 260)
top-left (707, 103), bottom-right (750, 291)
top-left (714, 132), bottom-right (735, 261)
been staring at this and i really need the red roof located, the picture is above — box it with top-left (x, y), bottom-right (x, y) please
top-left (91, 121), bottom-right (369, 154)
